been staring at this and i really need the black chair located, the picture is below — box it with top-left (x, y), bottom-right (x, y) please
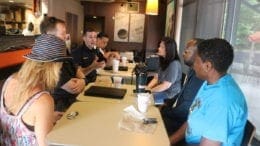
top-left (241, 120), bottom-right (256, 146)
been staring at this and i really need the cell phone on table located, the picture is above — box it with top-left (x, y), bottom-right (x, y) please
top-left (143, 118), bottom-right (157, 124)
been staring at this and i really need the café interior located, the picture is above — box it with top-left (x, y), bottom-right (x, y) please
top-left (0, 0), bottom-right (260, 145)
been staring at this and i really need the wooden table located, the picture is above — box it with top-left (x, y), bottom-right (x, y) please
top-left (97, 63), bottom-right (136, 79)
top-left (47, 102), bottom-right (170, 146)
top-left (77, 81), bottom-right (137, 104)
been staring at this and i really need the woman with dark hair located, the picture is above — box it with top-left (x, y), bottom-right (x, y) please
top-left (148, 37), bottom-right (182, 105)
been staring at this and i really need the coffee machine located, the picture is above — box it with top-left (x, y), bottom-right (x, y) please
top-left (133, 63), bottom-right (149, 93)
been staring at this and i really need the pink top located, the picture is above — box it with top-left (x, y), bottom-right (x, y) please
top-left (0, 76), bottom-right (49, 146)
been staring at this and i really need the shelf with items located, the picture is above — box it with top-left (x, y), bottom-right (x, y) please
top-left (0, 5), bottom-right (26, 32)
top-left (0, 20), bottom-right (26, 24)
top-left (0, 20), bottom-right (26, 29)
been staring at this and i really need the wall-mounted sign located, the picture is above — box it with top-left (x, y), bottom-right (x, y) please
top-left (129, 14), bottom-right (145, 43)
top-left (114, 12), bottom-right (145, 43)
top-left (127, 2), bottom-right (139, 13)
top-left (114, 13), bottom-right (129, 42)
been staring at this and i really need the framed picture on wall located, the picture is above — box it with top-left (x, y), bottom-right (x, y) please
top-left (165, 0), bottom-right (176, 38)
top-left (127, 2), bottom-right (139, 13)
top-left (129, 14), bottom-right (145, 43)
top-left (114, 13), bottom-right (129, 42)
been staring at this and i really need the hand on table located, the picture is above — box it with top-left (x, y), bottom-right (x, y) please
top-left (61, 78), bottom-right (85, 94)
top-left (92, 56), bottom-right (106, 69)
top-left (53, 111), bottom-right (64, 124)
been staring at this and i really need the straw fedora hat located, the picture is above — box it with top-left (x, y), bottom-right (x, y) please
top-left (24, 34), bottom-right (72, 62)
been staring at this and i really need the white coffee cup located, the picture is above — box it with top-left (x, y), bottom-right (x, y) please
top-left (112, 76), bottom-right (122, 88)
top-left (137, 93), bottom-right (151, 113)
top-left (121, 56), bottom-right (127, 66)
top-left (112, 59), bottom-right (119, 73)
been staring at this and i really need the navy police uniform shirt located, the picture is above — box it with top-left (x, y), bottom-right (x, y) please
top-left (72, 43), bottom-right (97, 83)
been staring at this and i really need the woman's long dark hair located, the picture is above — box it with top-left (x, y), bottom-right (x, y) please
top-left (159, 37), bottom-right (180, 70)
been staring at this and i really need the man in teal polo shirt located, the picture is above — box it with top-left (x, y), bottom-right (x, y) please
top-left (186, 38), bottom-right (248, 146)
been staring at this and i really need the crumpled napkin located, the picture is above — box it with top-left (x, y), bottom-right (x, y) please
top-left (123, 105), bottom-right (145, 120)
top-left (118, 105), bottom-right (157, 134)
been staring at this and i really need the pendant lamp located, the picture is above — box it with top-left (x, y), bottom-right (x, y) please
top-left (146, 0), bottom-right (158, 15)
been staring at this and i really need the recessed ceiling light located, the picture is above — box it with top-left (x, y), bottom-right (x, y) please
top-left (9, 0), bottom-right (14, 3)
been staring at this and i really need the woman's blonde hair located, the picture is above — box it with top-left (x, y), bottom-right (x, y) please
top-left (10, 59), bottom-right (62, 111)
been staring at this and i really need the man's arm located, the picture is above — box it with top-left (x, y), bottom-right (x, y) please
top-left (61, 78), bottom-right (85, 94)
top-left (147, 74), bottom-right (158, 89)
top-left (76, 67), bottom-right (85, 79)
top-left (80, 57), bottom-right (105, 75)
top-left (150, 80), bottom-right (172, 92)
top-left (200, 137), bottom-right (221, 146)
top-left (106, 51), bottom-right (120, 60)
top-left (169, 122), bottom-right (187, 144)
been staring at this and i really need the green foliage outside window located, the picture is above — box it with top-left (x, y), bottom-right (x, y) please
top-left (234, 1), bottom-right (260, 50)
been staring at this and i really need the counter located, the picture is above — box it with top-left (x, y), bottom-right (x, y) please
top-left (0, 48), bottom-right (31, 69)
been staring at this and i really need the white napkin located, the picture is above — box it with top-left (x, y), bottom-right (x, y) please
top-left (123, 105), bottom-right (145, 120)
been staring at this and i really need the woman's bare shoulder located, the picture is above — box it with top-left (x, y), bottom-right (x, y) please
top-left (31, 92), bottom-right (54, 112)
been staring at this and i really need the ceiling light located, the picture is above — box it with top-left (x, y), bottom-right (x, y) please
top-left (146, 0), bottom-right (158, 15)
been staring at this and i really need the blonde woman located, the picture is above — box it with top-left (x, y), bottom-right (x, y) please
top-left (0, 34), bottom-right (71, 146)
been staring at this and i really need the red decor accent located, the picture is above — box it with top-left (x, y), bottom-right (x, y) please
top-left (0, 49), bottom-right (31, 69)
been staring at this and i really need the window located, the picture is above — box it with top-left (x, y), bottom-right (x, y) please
top-left (223, 0), bottom-right (260, 140)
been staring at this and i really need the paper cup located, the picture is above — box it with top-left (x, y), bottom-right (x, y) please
top-left (137, 93), bottom-right (151, 113)
top-left (112, 76), bottom-right (122, 88)
top-left (112, 59), bottom-right (119, 73)
top-left (121, 56), bottom-right (127, 66)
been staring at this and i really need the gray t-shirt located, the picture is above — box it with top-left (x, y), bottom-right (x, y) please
top-left (158, 60), bottom-right (182, 98)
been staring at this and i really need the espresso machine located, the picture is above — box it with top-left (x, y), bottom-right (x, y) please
top-left (133, 63), bottom-right (149, 93)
